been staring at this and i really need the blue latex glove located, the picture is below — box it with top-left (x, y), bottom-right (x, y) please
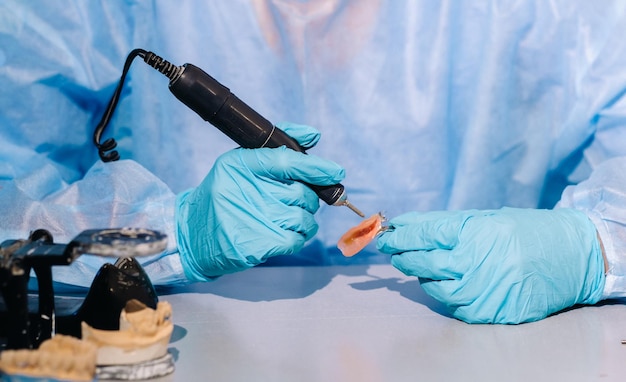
top-left (376, 207), bottom-right (606, 324)
top-left (176, 122), bottom-right (345, 282)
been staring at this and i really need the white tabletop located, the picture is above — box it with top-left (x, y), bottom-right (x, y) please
top-left (146, 264), bottom-right (626, 382)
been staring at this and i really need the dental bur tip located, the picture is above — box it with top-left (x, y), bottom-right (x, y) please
top-left (345, 201), bottom-right (365, 218)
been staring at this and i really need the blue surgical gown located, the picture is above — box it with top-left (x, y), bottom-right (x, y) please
top-left (1, 1), bottom-right (626, 297)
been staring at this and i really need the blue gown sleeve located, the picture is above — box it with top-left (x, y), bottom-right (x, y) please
top-left (557, 156), bottom-right (626, 299)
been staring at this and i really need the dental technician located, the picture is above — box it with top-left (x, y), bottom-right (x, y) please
top-left (1, 1), bottom-right (626, 324)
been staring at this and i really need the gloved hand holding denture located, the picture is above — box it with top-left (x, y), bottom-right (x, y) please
top-left (376, 207), bottom-right (607, 324)
top-left (176, 122), bottom-right (346, 282)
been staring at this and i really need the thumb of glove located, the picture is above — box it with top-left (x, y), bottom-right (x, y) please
top-left (275, 121), bottom-right (321, 149)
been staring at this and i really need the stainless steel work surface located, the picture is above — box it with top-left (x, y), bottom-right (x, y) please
top-left (151, 265), bottom-right (626, 382)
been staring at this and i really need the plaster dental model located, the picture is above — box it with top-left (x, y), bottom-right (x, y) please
top-left (81, 299), bottom-right (175, 380)
top-left (0, 334), bottom-right (98, 381)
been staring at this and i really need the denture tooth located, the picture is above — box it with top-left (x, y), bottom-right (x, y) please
top-left (1, 350), bottom-right (15, 366)
top-left (58, 352), bottom-right (73, 371)
top-left (72, 355), bottom-right (84, 373)
top-left (68, 354), bottom-right (78, 373)
top-left (79, 354), bottom-right (91, 370)
top-left (49, 350), bottom-right (62, 370)
top-left (27, 350), bottom-right (39, 367)
top-left (82, 354), bottom-right (96, 374)
top-left (41, 353), bottom-right (53, 371)
top-left (39, 351), bottom-right (51, 371)
top-left (14, 350), bottom-right (29, 368)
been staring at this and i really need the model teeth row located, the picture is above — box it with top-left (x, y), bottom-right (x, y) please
top-left (0, 334), bottom-right (97, 381)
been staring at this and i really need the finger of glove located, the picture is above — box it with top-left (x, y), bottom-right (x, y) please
top-left (260, 180), bottom-right (321, 214)
top-left (386, 210), bottom-right (468, 227)
top-left (210, 150), bottom-right (323, 214)
top-left (271, 204), bottom-right (320, 241)
top-left (215, 180), bottom-right (320, 241)
top-left (240, 147), bottom-right (345, 186)
top-left (243, 211), bottom-right (313, 260)
top-left (275, 121), bottom-right (321, 149)
top-left (390, 249), bottom-right (464, 281)
top-left (211, 224), bottom-right (308, 274)
top-left (377, 212), bottom-right (470, 253)
top-left (235, 206), bottom-right (318, 251)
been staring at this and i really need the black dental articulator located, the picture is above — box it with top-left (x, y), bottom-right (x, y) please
top-left (0, 228), bottom-right (166, 350)
top-left (93, 48), bottom-right (365, 218)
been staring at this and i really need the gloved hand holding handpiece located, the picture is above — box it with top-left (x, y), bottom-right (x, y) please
top-left (176, 122), bottom-right (345, 281)
top-left (376, 207), bottom-right (607, 324)
top-left (93, 51), bottom-right (357, 282)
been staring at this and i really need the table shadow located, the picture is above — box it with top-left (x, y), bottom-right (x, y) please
top-left (348, 275), bottom-right (453, 318)
top-left (156, 264), bottom-right (371, 302)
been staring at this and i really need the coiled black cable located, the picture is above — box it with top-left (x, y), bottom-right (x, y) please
top-left (142, 51), bottom-right (182, 81)
top-left (93, 49), bottom-right (182, 162)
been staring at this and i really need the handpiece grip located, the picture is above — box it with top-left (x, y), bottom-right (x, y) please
top-left (168, 63), bottom-right (345, 206)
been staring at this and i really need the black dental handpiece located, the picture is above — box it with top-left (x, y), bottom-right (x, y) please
top-left (143, 53), bottom-right (364, 217)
